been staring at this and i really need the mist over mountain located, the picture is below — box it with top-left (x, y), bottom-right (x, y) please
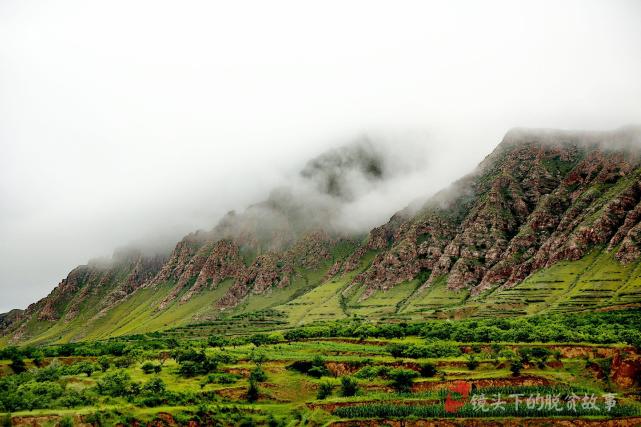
top-left (4, 126), bottom-right (641, 345)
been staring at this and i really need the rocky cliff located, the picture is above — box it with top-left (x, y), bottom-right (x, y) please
top-left (350, 127), bottom-right (641, 298)
top-left (4, 127), bottom-right (641, 343)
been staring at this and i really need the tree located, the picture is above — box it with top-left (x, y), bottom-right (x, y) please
top-left (31, 350), bottom-right (44, 368)
top-left (249, 366), bottom-right (267, 382)
top-left (141, 361), bottom-right (160, 374)
top-left (247, 379), bottom-right (260, 403)
top-left (98, 356), bottom-right (110, 372)
top-left (143, 377), bottom-right (166, 394)
top-left (340, 376), bottom-right (359, 397)
top-left (248, 334), bottom-right (271, 347)
top-left (9, 354), bottom-right (27, 374)
top-left (510, 359), bottom-right (523, 377)
top-left (77, 361), bottom-right (98, 377)
top-left (466, 355), bottom-right (480, 371)
top-left (387, 368), bottom-right (419, 393)
top-left (207, 334), bottom-right (226, 348)
top-left (250, 349), bottom-right (267, 365)
top-left (178, 361), bottom-right (200, 378)
top-left (96, 370), bottom-right (134, 397)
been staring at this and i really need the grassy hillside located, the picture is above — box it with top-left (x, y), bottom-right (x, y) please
top-left (8, 244), bottom-right (641, 347)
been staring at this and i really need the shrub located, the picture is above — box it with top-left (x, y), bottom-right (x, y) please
top-left (316, 381), bottom-right (333, 399)
top-left (141, 361), bottom-right (161, 374)
top-left (498, 349), bottom-right (516, 359)
top-left (510, 359), bottom-right (523, 376)
top-left (35, 365), bottom-right (61, 382)
top-left (387, 342), bottom-right (461, 359)
top-left (77, 361), bottom-right (99, 377)
top-left (340, 376), bottom-right (359, 397)
top-left (9, 355), bottom-right (26, 374)
top-left (114, 357), bottom-right (133, 368)
top-left (354, 365), bottom-right (388, 379)
top-left (419, 362), bottom-right (437, 378)
top-left (387, 368), bottom-right (419, 393)
top-left (58, 416), bottom-right (74, 427)
top-left (98, 356), bottom-right (110, 372)
top-left (200, 373), bottom-right (240, 388)
top-left (250, 349), bottom-right (267, 365)
top-left (249, 366), bottom-right (267, 383)
top-left (466, 355), bottom-right (479, 371)
top-left (31, 351), bottom-right (44, 368)
top-left (96, 370), bottom-right (135, 397)
top-left (247, 379), bottom-right (259, 403)
top-left (142, 377), bottom-right (166, 395)
top-left (178, 361), bottom-right (200, 378)
top-left (288, 356), bottom-right (329, 378)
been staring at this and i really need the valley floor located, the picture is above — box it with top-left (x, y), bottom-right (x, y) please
top-left (2, 326), bottom-right (641, 426)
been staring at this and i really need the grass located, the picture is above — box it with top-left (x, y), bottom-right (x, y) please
top-left (2, 331), bottom-right (640, 425)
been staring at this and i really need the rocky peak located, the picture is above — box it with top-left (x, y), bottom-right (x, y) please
top-left (352, 127), bottom-right (641, 297)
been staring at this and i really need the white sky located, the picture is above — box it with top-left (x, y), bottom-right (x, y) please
top-left (1, 0), bottom-right (640, 312)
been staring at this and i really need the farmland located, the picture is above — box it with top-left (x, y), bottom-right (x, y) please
top-left (1, 310), bottom-right (640, 426)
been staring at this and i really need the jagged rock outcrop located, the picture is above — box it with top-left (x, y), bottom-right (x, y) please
top-left (2, 248), bottom-right (167, 340)
top-left (5, 127), bottom-right (641, 343)
top-left (352, 127), bottom-right (641, 297)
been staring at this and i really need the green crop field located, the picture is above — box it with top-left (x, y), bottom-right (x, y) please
top-left (1, 310), bottom-right (641, 426)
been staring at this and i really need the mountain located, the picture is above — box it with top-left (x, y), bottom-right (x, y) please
top-left (3, 127), bottom-right (641, 345)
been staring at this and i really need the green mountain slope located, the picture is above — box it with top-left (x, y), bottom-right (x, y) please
top-left (4, 127), bottom-right (641, 345)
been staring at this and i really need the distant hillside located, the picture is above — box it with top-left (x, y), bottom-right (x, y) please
top-left (3, 127), bottom-right (641, 345)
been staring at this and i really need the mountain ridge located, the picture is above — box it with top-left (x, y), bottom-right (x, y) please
top-left (4, 126), bottom-right (641, 344)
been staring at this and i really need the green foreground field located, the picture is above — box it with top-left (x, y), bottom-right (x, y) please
top-left (1, 310), bottom-right (641, 426)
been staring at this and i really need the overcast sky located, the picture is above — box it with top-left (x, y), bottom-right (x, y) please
top-left (1, 0), bottom-right (640, 313)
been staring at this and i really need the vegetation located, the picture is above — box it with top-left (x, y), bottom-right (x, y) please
top-left (0, 309), bottom-right (640, 424)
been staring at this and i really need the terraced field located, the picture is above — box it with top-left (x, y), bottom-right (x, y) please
top-left (2, 330), bottom-right (640, 426)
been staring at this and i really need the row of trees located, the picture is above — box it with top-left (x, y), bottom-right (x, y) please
top-left (281, 310), bottom-right (641, 347)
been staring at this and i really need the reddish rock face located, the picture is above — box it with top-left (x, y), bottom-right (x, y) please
top-left (5, 127), bottom-right (641, 341)
top-left (26, 250), bottom-right (165, 323)
top-left (350, 128), bottom-right (641, 298)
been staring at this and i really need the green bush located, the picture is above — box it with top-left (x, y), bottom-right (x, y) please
top-left (288, 356), bottom-right (329, 378)
top-left (141, 361), bottom-right (161, 374)
top-left (419, 362), bottom-right (437, 377)
top-left (249, 366), bottom-right (267, 382)
top-left (76, 361), bottom-right (99, 377)
top-left (142, 377), bottom-right (166, 395)
top-left (58, 416), bottom-right (74, 427)
top-left (316, 381), bottom-right (333, 400)
top-left (98, 356), bottom-right (110, 372)
top-left (387, 342), bottom-right (461, 359)
top-left (340, 376), bottom-right (359, 397)
top-left (510, 359), bottom-right (523, 376)
top-left (387, 368), bottom-right (419, 393)
top-left (247, 379), bottom-right (260, 403)
top-left (96, 370), bottom-right (135, 397)
top-left (354, 365), bottom-right (388, 379)
top-left (466, 355), bottom-right (479, 370)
